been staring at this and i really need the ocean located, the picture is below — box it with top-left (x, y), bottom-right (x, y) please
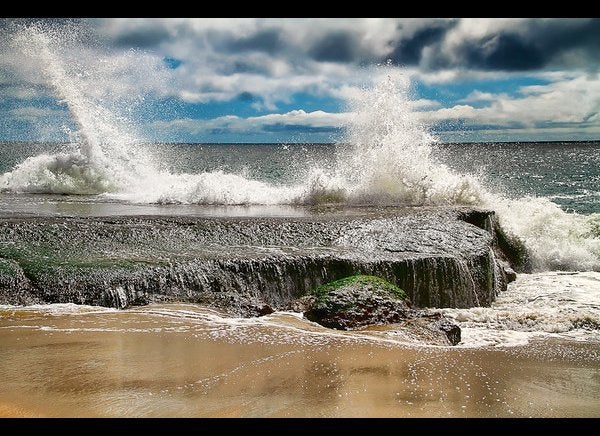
top-left (2, 140), bottom-right (598, 214)
top-left (0, 24), bottom-right (598, 417)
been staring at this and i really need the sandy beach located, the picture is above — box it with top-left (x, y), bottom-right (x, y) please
top-left (0, 304), bottom-right (597, 418)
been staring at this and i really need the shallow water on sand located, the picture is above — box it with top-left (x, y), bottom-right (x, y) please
top-left (0, 303), bottom-right (598, 417)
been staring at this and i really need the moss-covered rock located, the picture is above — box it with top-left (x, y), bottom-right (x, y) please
top-left (312, 275), bottom-right (407, 302)
top-left (304, 275), bottom-right (411, 330)
top-left (302, 275), bottom-right (462, 345)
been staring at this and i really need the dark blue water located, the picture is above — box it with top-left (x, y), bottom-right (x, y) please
top-left (435, 141), bottom-right (600, 215)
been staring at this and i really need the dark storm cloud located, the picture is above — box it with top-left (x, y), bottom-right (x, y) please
top-left (308, 31), bottom-right (359, 63)
top-left (450, 20), bottom-right (600, 71)
top-left (547, 18), bottom-right (600, 52)
top-left (389, 20), bottom-right (457, 65)
top-left (113, 27), bottom-right (172, 48)
top-left (88, 18), bottom-right (600, 73)
top-left (533, 18), bottom-right (600, 66)
top-left (460, 33), bottom-right (546, 71)
top-left (412, 18), bottom-right (600, 71)
top-left (228, 28), bottom-right (283, 54)
top-left (206, 28), bottom-right (284, 55)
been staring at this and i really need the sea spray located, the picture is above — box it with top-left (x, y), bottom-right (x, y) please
top-left (337, 71), bottom-right (600, 270)
top-left (339, 72), bottom-right (483, 206)
top-left (441, 271), bottom-right (600, 346)
top-left (486, 195), bottom-right (600, 271)
top-left (0, 23), bottom-right (314, 204)
top-left (0, 22), bottom-right (161, 195)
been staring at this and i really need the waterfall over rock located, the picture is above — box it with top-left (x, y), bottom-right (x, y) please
top-left (0, 207), bottom-right (511, 315)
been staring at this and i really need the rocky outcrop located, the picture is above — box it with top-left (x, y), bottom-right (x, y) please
top-left (0, 207), bottom-right (515, 315)
top-left (303, 275), bottom-right (410, 329)
top-left (390, 313), bottom-right (462, 346)
top-left (0, 258), bottom-right (40, 305)
top-left (301, 275), bottom-right (461, 345)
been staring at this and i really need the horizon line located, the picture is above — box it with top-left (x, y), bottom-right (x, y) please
top-left (1, 139), bottom-right (599, 146)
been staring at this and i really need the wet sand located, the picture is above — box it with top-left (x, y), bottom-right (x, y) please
top-left (0, 304), bottom-right (598, 417)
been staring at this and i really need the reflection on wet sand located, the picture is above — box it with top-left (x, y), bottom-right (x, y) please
top-left (0, 304), bottom-right (598, 417)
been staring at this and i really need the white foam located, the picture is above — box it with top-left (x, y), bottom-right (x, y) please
top-left (484, 194), bottom-right (600, 271)
top-left (0, 302), bottom-right (118, 315)
top-left (442, 271), bottom-right (600, 346)
top-left (338, 73), bottom-right (483, 207)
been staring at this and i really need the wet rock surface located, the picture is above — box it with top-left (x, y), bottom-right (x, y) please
top-left (0, 207), bottom-right (514, 316)
top-left (303, 275), bottom-right (410, 329)
top-left (301, 275), bottom-right (461, 345)
top-left (390, 313), bottom-right (462, 346)
top-left (0, 258), bottom-right (40, 306)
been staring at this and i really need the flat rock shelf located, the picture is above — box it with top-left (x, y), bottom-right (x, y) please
top-left (0, 206), bottom-right (514, 315)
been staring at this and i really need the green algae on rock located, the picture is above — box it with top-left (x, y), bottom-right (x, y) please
top-left (303, 275), bottom-right (462, 345)
top-left (312, 275), bottom-right (407, 302)
top-left (304, 275), bottom-right (411, 330)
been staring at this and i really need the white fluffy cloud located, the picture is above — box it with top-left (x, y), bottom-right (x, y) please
top-left (458, 91), bottom-right (501, 103)
top-left (149, 109), bottom-right (353, 136)
top-left (423, 73), bottom-right (600, 129)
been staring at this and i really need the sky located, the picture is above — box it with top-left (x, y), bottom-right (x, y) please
top-left (0, 18), bottom-right (599, 143)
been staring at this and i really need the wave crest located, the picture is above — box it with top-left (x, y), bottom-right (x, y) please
top-left (0, 152), bottom-right (116, 195)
